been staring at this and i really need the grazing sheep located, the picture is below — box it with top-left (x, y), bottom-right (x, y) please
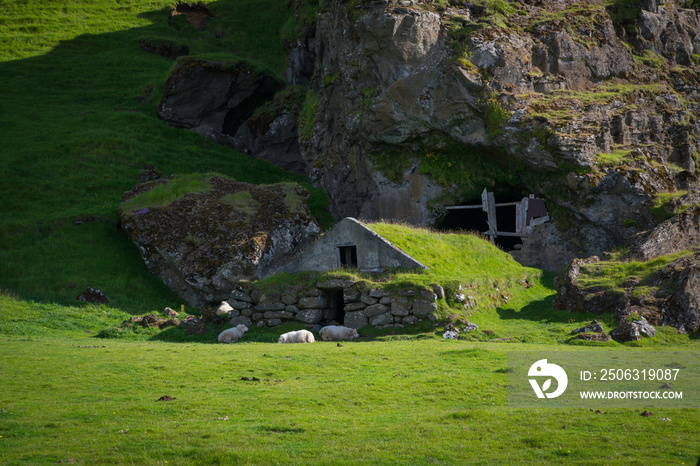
top-left (218, 324), bottom-right (249, 343)
top-left (319, 325), bottom-right (359, 341)
top-left (216, 301), bottom-right (234, 316)
top-left (278, 329), bottom-right (315, 343)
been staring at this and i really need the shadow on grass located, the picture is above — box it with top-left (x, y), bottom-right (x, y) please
top-left (0, 1), bottom-right (331, 314)
top-left (496, 296), bottom-right (611, 326)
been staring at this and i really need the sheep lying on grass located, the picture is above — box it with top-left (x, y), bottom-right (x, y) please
top-left (278, 329), bottom-right (315, 343)
top-left (319, 325), bottom-right (359, 341)
top-left (218, 324), bottom-right (248, 343)
top-left (216, 301), bottom-right (234, 316)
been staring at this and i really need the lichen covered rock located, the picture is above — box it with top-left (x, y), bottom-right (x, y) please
top-left (555, 251), bottom-right (700, 334)
top-left (631, 205), bottom-right (700, 261)
top-left (119, 174), bottom-right (321, 307)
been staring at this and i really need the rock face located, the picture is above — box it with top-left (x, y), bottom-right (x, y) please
top-left (119, 175), bottom-right (321, 307)
top-left (553, 256), bottom-right (622, 314)
top-left (158, 59), bottom-right (307, 173)
top-left (631, 205), bottom-right (700, 260)
top-left (157, 1), bottom-right (700, 270)
top-left (555, 251), bottom-right (700, 334)
top-left (295, 0), bottom-right (700, 268)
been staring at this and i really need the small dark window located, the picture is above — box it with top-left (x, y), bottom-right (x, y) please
top-left (338, 245), bottom-right (357, 268)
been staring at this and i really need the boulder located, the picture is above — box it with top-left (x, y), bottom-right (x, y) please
top-left (263, 310), bottom-right (294, 320)
top-left (76, 287), bottom-right (108, 305)
top-left (557, 251), bottom-right (700, 334)
top-left (230, 289), bottom-right (254, 304)
top-left (256, 302), bottom-right (286, 312)
top-left (299, 296), bottom-right (327, 309)
top-left (119, 175), bottom-right (320, 307)
top-left (344, 302), bottom-right (367, 312)
top-left (610, 322), bottom-right (641, 342)
top-left (573, 320), bottom-right (604, 334)
top-left (158, 58), bottom-right (284, 143)
top-left (553, 257), bottom-right (624, 314)
top-left (576, 333), bottom-right (612, 342)
top-left (364, 303), bottom-right (389, 317)
top-left (463, 322), bottom-right (478, 332)
top-left (611, 317), bottom-right (656, 342)
top-left (316, 279), bottom-right (355, 290)
top-left (631, 206), bottom-right (700, 261)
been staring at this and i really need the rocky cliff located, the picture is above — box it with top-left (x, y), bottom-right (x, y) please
top-left (158, 0), bottom-right (700, 271)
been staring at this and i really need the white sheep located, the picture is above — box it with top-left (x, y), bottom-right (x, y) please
top-left (319, 325), bottom-right (359, 341)
top-left (216, 301), bottom-right (234, 316)
top-left (218, 324), bottom-right (249, 343)
top-left (278, 329), bottom-right (315, 343)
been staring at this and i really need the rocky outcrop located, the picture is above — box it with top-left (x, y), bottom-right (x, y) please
top-left (158, 59), bottom-right (307, 173)
top-left (156, 0), bottom-right (700, 270)
top-left (119, 175), bottom-right (321, 307)
top-left (631, 205), bottom-right (700, 260)
top-left (553, 256), bottom-right (624, 313)
top-left (555, 251), bottom-right (700, 334)
top-left (296, 0), bottom-right (700, 268)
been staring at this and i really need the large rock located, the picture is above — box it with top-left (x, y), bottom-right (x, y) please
top-left (555, 251), bottom-right (700, 333)
top-left (158, 58), bottom-right (305, 172)
top-left (159, 58), bottom-right (284, 138)
top-left (158, 1), bottom-right (700, 271)
top-left (610, 317), bottom-right (656, 342)
top-left (637, 6), bottom-right (700, 66)
top-left (119, 174), bottom-right (320, 307)
top-left (631, 206), bottom-right (700, 261)
top-left (553, 256), bottom-right (624, 313)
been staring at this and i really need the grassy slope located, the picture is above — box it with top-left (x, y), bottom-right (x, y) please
top-left (1, 2), bottom-right (699, 464)
top-left (0, 0), bottom-right (328, 312)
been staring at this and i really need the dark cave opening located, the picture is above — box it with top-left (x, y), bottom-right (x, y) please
top-left (221, 76), bottom-right (283, 137)
top-left (437, 191), bottom-right (526, 251)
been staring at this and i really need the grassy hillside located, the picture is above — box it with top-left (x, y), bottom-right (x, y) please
top-left (1, 3), bottom-right (699, 464)
top-left (0, 0), bottom-right (327, 312)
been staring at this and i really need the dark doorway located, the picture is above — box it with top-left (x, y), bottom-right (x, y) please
top-left (439, 205), bottom-right (488, 232)
top-left (325, 290), bottom-right (345, 325)
top-left (494, 204), bottom-right (521, 250)
top-left (338, 245), bottom-right (358, 268)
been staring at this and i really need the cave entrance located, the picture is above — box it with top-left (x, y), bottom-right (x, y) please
top-left (438, 188), bottom-right (549, 251)
top-left (221, 75), bottom-right (284, 137)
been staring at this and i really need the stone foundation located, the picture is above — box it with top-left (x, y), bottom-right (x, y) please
top-left (225, 279), bottom-right (442, 329)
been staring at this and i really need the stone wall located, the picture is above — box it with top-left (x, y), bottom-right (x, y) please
top-left (224, 278), bottom-right (443, 329)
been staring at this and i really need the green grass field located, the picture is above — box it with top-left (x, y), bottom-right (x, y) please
top-left (1, 1), bottom-right (699, 464)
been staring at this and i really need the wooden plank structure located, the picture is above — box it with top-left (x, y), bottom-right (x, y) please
top-left (445, 188), bottom-right (549, 243)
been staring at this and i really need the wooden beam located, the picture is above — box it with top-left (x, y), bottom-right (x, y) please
top-left (444, 205), bottom-right (483, 210)
top-left (482, 188), bottom-right (498, 235)
top-left (492, 231), bottom-right (530, 238)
